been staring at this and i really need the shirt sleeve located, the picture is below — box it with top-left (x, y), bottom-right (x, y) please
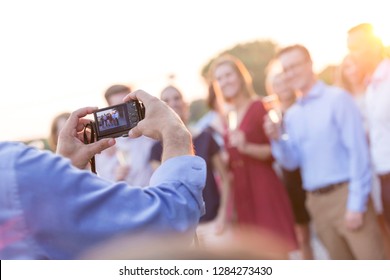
top-left (333, 91), bottom-right (372, 212)
top-left (15, 146), bottom-right (206, 259)
top-left (271, 114), bottom-right (301, 171)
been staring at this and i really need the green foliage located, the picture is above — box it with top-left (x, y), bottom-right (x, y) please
top-left (201, 40), bottom-right (279, 96)
top-left (24, 138), bottom-right (51, 150)
top-left (188, 98), bottom-right (208, 125)
top-left (318, 65), bottom-right (338, 85)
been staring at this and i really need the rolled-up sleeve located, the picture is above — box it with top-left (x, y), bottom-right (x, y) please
top-left (150, 155), bottom-right (206, 215)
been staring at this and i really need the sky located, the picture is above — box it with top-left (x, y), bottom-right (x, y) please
top-left (1, 0), bottom-right (389, 141)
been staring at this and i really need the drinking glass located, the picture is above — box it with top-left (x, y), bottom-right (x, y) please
top-left (262, 94), bottom-right (282, 124)
top-left (227, 110), bottom-right (238, 131)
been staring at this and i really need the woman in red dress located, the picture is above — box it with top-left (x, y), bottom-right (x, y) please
top-left (209, 54), bottom-right (298, 252)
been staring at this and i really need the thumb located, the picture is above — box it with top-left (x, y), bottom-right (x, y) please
top-left (87, 138), bottom-right (116, 156)
top-left (128, 125), bottom-right (143, 139)
top-left (129, 120), bottom-right (146, 138)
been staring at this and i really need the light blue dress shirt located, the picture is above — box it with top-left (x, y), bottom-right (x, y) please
top-left (271, 81), bottom-right (372, 212)
top-left (0, 141), bottom-right (206, 259)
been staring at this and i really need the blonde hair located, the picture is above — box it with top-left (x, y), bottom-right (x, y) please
top-left (348, 23), bottom-right (386, 58)
top-left (209, 54), bottom-right (256, 101)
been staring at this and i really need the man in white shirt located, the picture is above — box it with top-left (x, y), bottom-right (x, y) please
top-left (347, 23), bottom-right (390, 236)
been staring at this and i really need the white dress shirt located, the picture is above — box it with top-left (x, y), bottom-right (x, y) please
top-left (365, 58), bottom-right (390, 175)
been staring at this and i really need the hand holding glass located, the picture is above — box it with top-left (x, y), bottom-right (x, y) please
top-left (262, 95), bottom-right (282, 124)
top-left (227, 110), bottom-right (238, 131)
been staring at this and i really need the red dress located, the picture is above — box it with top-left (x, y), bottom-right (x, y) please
top-left (226, 99), bottom-right (297, 250)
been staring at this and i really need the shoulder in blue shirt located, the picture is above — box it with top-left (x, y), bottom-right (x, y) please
top-left (0, 141), bottom-right (206, 259)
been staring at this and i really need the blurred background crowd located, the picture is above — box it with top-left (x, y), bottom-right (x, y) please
top-left (2, 1), bottom-right (390, 260)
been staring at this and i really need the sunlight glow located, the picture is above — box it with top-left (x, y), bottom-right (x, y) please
top-left (0, 0), bottom-right (389, 141)
top-left (371, 22), bottom-right (390, 46)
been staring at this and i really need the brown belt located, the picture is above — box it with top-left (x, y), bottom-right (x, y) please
top-left (310, 181), bottom-right (348, 195)
top-left (379, 172), bottom-right (390, 181)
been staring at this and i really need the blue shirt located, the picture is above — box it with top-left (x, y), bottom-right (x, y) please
top-left (0, 142), bottom-right (206, 259)
top-left (271, 81), bottom-right (372, 212)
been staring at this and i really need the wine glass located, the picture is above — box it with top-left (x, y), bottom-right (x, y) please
top-left (227, 110), bottom-right (238, 131)
top-left (262, 94), bottom-right (282, 124)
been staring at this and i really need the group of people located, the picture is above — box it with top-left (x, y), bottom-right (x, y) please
top-left (1, 23), bottom-right (389, 260)
top-left (262, 23), bottom-right (390, 259)
top-left (97, 110), bottom-right (120, 129)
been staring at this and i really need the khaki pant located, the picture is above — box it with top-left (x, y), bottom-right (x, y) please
top-left (307, 183), bottom-right (386, 259)
top-left (379, 173), bottom-right (390, 225)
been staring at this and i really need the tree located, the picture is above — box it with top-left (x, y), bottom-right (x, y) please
top-left (318, 64), bottom-right (338, 85)
top-left (188, 98), bottom-right (208, 125)
top-left (201, 40), bottom-right (279, 96)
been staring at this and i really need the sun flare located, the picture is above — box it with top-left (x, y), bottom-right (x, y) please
top-left (370, 21), bottom-right (390, 46)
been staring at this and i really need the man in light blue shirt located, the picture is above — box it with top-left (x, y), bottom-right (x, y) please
top-left (264, 45), bottom-right (385, 259)
top-left (0, 90), bottom-right (206, 260)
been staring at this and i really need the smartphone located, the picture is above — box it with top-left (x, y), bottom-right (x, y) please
top-left (93, 100), bottom-right (145, 140)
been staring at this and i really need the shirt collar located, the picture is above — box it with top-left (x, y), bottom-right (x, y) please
top-left (368, 58), bottom-right (390, 86)
top-left (297, 80), bottom-right (324, 105)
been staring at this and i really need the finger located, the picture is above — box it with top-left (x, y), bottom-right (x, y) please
top-left (263, 114), bottom-right (271, 124)
top-left (78, 126), bottom-right (91, 143)
top-left (87, 138), bottom-right (116, 157)
top-left (76, 118), bottom-right (95, 132)
top-left (62, 107), bottom-right (98, 135)
top-left (263, 122), bottom-right (273, 133)
top-left (128, 126), bottom-right (142, 139)
top-left (123, 89), bottom-right (155, 104)
top-left (76, 131), bottom-right (86, 143)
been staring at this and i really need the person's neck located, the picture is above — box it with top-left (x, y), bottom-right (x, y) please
top-left (351, 83), bottom-right (366, 95)
top-left (215, 99), bottom-right (226, 116)
top-left (232, 93), bottom-right (252, 110)
top-left (281, 97), bottom-right (296, 112)
top-left (230, 94), bottom-right (252, 127)
top-left (299, 77), bottom-right (317, 98)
